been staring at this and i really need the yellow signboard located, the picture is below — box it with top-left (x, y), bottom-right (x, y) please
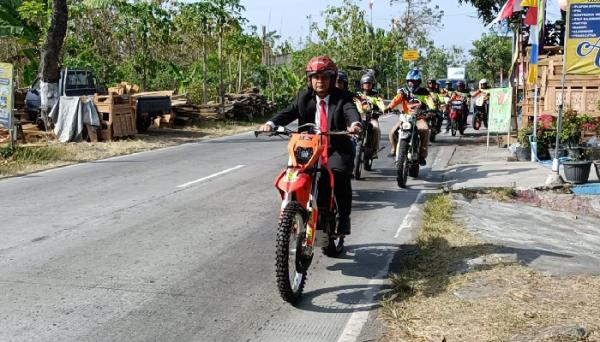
top-left (402, 50), bottom-right (419, 61)
top-left (0, 62), bottom-right (14, 129)
top-left (565, 0), bottom-right (600, 75)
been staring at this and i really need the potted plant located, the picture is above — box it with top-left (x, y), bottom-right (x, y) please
top-left (515, 126), bottom-right (532, 161)
top-left (536, 114), bottom-right (559, 160)
top-left (560, 110), bottom-right (592, 184)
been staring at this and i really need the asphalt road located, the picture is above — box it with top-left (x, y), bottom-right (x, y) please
top-left (0, 115), bottom-right (451, 342)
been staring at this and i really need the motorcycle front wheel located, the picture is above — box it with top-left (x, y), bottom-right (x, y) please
top-left (353, 142), bottom-right (364, 180)
top-left (275, 202), bottom-right (310, 304)
top-left (396, 140), bottom-right (409, 188)
top-left (451, 120), bottom-right (457, 137)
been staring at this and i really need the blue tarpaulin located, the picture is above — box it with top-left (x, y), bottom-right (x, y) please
top-left (572, 183), bottom-right (600, 196)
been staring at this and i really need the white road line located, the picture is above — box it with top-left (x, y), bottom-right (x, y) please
top-left (176, 165), bottom-right (245, 188)
top-left (394, 191), bottom-right (425, 238)
top-left (337, 191), bottom-right (426, 342)
top-left (336, 253), bottom-right (394, 342)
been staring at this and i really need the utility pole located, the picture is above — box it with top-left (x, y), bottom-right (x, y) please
top-left (370, 4), bottom-right (374, 64)
top-left (307, 15), bottom-right (312, 44)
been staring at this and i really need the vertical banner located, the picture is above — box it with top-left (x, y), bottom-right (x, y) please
top-left (0, 62), bottom-right (14, 129)
top-left (488, 87), bottom-right (513, 133)
top-left (565, 0), bottom-right (600, 75)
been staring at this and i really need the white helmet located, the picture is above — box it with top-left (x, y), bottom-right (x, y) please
top-left (479, 78), bottom-right (488, 87)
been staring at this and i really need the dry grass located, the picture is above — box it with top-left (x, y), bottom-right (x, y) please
top-left (0, 120), bottom-right (259, 178)
top-left (381, 194), bottom-right (600, 342)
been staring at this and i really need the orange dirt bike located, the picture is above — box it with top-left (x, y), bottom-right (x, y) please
top-left (255, 123), bottom-right (351, 303)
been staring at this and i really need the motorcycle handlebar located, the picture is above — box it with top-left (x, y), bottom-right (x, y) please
top-left (254, 125), bottom-right (354, 138)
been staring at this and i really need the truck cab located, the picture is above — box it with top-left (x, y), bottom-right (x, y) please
top-left (25, 69), bottom-right (107, 120)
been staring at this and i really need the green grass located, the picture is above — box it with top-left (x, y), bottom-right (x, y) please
top-left (0, 144), bottom-right (70, 176)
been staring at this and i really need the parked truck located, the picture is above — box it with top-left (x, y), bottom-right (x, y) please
top-left (25, 68), bottom-right (107, 129)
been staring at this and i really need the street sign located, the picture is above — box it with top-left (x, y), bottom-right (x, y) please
top-left (402, 50), bottom-right (419, 61)
top-left (488, 87), bottom-right (513, 134)
top-left (447, 67), bottom-right (466, 80)
top-left (0, 62), bottom-right (14, 130)
top-left (565, 0), bottom-right (600, 75)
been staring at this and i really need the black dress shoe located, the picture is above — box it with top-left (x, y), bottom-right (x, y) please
top-left (338, 216), bottom-right (351, 235)
top-left (419, 158), bottom-right (427, 166)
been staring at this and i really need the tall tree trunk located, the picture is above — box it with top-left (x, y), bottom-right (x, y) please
top-left (228, 57), bottom-right (232, 93)
top-left (202, 32), bottom-right (208, 105)
top-left (218, 25), bottom-right (224, 112)
top-left (39, 0), bottom-right (68, 129)
top-left (237, 51), bottom-right (242, 93)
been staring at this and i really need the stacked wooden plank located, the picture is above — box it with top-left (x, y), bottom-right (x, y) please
top-left (170, 94), bottom-right (200, 125)
top-left (108, 82), bottom-right (140, 96)
top-left (521, 48), bottom-right (600, 127)
top-left (93, 94), bottom-right (136, 141)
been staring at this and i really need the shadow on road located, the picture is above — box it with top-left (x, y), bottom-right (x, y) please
top-left (295, 240), bottom-right (572, 313)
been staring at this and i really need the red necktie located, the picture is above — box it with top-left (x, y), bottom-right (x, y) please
top-left (319, 99), bottom-right (329, 165)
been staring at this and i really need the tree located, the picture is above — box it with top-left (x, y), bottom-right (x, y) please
top-left (39, 0), bottom-right (67, 127)
top-left (467, 31), bottom-right (512, 85)
top-left (421, 45), bottom-right (466, 80)
top-left (0, 0), bottom-right (44, 84)
top-left (457, 0), bottom-right (505, 24)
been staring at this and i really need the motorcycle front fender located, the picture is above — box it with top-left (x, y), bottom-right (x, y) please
top-left (399, 130), bottom-right (411, 140)
top-left (275, 169), bottom-right (312, 206)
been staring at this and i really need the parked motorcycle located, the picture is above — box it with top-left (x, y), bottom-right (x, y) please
top-left (255, 124), bottom-right (349, 303)
top-left (395, 100), bottom-right (426, 188)
top-left (353, 101), bottom-right (380, 180)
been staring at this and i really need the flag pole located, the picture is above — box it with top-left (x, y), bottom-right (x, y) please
top-left (546, 0), bottom-right (566, 185)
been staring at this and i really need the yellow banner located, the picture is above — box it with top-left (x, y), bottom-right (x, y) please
top-left (0, 62), bottom-right (14, 129)
top-left (565, 0), bottom-right (600, 75)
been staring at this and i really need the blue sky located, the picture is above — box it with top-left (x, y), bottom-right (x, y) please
top-left (240, 0), bottom-right (562, 52)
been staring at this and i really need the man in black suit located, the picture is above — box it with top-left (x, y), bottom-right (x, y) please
top-left (259, 56), bottom-right (361, 235)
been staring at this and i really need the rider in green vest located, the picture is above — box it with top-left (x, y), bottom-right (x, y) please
top-left (355, 73), bottom-right (384, 160)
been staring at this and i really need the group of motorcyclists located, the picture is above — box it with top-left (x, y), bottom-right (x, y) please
top-left (259, 55), bottom-right (491, 237)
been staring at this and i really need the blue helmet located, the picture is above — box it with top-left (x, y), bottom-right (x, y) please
top-left (406, 69), bottom-right (422, 82)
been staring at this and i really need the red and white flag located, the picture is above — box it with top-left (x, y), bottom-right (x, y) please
top-left (492, 0), bottom-right (523, 24)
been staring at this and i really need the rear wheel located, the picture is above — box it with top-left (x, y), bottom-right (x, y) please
top-left (473, 114), bottom-right (481, 130)
top-left (409, 163), bottom-right (420, 178)
top-left (275, 202), bottom-right (310, 303)
top-left (137, 115), bottom-right (152, 132)
top-left (364, 157), bottom-right (373, 171)
top-left (324, 235), bottom-right (344, 257)
top-left (429, 130), bottom-right (437, 143)
top-left (396, 140), bottom-right (409, 188)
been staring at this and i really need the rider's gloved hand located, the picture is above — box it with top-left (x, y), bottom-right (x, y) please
top-left (348, 124), bottom-right (362, 135)
top-left (260, 122), bottom-right (274, 132)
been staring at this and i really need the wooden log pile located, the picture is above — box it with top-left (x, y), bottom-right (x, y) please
top-left (171, 88), bottom-right (275, 122)
top-left (171, 94), bottom-right (201, 125)
top-left (224, 87), bottom-right (276, 120)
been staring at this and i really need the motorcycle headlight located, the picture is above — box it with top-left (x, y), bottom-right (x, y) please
top-left (402, 122), bottom-right (412, 130)
top-left (294, 147), bottom-right (314, 164)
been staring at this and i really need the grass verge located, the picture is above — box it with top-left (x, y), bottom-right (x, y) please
top-left (381, 194), bottom-right (600, 341)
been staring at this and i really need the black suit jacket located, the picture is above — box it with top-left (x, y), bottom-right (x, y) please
top-left (269, 88), bottom-right (361, 174)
